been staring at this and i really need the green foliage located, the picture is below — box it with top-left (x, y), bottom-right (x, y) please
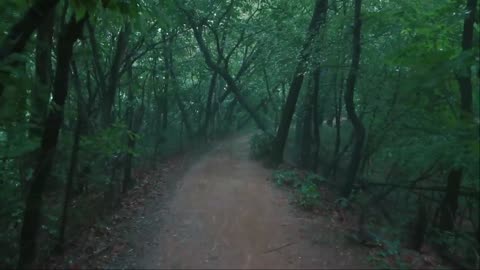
top-left (81, 123), bottom-right (131, 158)
top-left (272, 169), bottom-right (300, 187)
top-left (295, 180), bottom-right (321, 210)
top-left (0, 0), bottom-right (478, 267)
top-left (304, 172), bottom-right (327, 186)
top-left (271, 169), bottom-right (322, 210)
top-left (249, 132), bottom-right (274, 160)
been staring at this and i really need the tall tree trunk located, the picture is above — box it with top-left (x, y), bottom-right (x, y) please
top-left (270, 0), bottom-right (328, 165)
top-left (331, 70), bottom-right (344, 178)
top-left (342, 0), bottom-right (365, 198)
top-left (438, 0), bottom-right (476, 232)
top-left (167, 40), bottom-right (194, 139)
top-left (30, 8), bottom-right (55, 138)
top-left (201, 71), bottom-right (218, 139)
top-left (409, 197), bottom-right (427, 250)
top-left (56, 61), bottom-right (85, 252)
top-left (311, 67), bottom-right (321, 171)
top-left (86, 20), bottom-right (107, 94)
top-left (102, 23), bottom-right (130, 127)
top-left (161, 32), bottom-right (171, 130)
top-left (300, 77), bottom-right (314, 169)
top-left (17, 16), bottom-right (85, 269)
top-left (122, 67), bottom-right (145, 193)
top-left (123, 66), bottom-right (136, 193)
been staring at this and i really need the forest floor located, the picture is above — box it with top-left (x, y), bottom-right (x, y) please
top-left (50, 134), bottom-right (375, 269)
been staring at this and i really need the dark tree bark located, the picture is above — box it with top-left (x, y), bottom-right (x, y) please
top-left (300, 77), bottom-right (314, 169)
top-left (86, 20), bottom-right (107, 94)
top-left (17, 16), bottom-right (85, 269)
top-left (161, 32), bottom-right (171, 130)
top-left (438, 0), bottom-right (477, 232)
top-left (167, 41), bottom-right (194, 139)
top-left (439, 170), bottom-right (463, 231)
top-left (181, 8), bottom-right (267, 132)
top-left (270, 0), bottom-right (328, 165)
top-left (0, 0), bottom-right (59, 63)
top-left (341, 0), bottom-right (365, 198)
top-left (122, 66), bottom-right (135, 193)
top-left (329, 69), bottom-right (344, 178)
top-left (409, 197), bottom-right (427, 251)
top-left (102, 23), bottom-right (131, 126)
top-left (56, 61), bottom-right (85, 253)
top-left (123, 66), bottom-right (145, 193)
top-left (30, 8), bottom-right (55, 138)
top-left (201, 71), bottom-right (218, 139)
top-left (311, 67), bottom-right (322, 171)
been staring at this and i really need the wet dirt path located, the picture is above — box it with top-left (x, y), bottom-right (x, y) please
top-left (112, 135), bottom-right (370, 269)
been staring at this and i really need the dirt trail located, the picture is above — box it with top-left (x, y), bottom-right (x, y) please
top-left (110, 135), bottom-right (370, 269)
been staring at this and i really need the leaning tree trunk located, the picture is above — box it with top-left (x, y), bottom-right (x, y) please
top-left (181, 7), bottom-right (268, 132)
top-left (342, 0), bottom-right (365, 198)
top-left (438, 0), bottom-right (476, 232)
top-left (270, 0), bottom-right (328, 165)
top-left (17, 16), bottom-right (85, 269)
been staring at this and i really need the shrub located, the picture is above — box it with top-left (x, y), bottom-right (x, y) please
top-left (295, 181), bottom-right (321, 210)
top-left (249, 132), bottom-right (274, 160)
top-left (272, 169), bottom-right (301, 187)
top-left (271, 169), bottom-right (322, 210)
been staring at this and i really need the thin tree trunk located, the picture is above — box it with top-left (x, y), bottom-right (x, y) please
top-left (56, 61), bottom-right (85, 253)
top-left (331, 70), bottom-right (344, 178)
top-left (270, 0), bottom-right (328, 165)
top-left (201, 71), bottom-right (218, 138)
top-left (161, 32), bottom-right (171, 130)
top-left (409, 197), bottom-right (427, 250)
top-left (341, 0), bottom-right (365, 198)
top-left (102, 23), bottom-right (130, 127)
top-left (311, 67), bottom-right (321, 171)
top-left (123, 66), bottom-right (135, 193)
top-left (438, 0), bottom-right (476, 232)
top-left (182, 9), bottom-right (267, 132)
top-left (17, 16), bottom-right (85, 269)
top-left (30, 8), bottom-right (55, 138)
top-left (300, 77), bottom-right (314, 169)
top-left (167, 42), bottom-right (194, 139)
top-left (86, 20), bottom-right (107, 94)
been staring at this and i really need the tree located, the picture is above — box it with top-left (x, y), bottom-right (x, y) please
top-left (438, 0), bottom-right (477, 232)
top-left (341, 0), bottom-right (365, 198)
top-left (17, 15), bottom-right (85, 269)
top-left (270, 0), bottom-right (328, 165)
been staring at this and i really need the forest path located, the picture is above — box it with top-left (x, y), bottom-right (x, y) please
top-left (110, 134), bottom-right (370, 269)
